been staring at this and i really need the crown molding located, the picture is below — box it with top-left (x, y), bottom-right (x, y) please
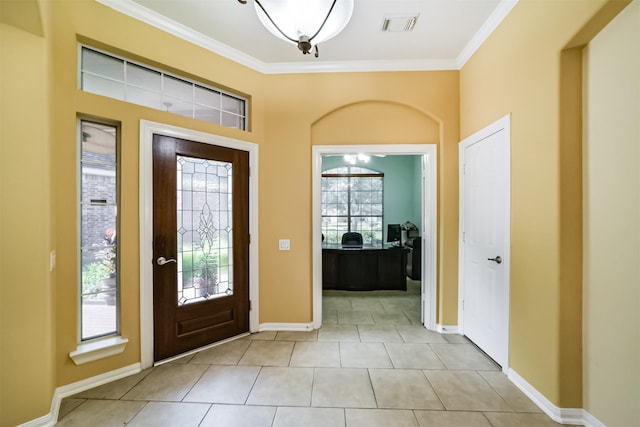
top-left (97, 0), bottom-right (270, 73)
top-left (98, 0), bottom-right (511, 74)
top-left (262, 58), bottom-right (459, 74)
top-left (456, 0), bottom-right (519, 68)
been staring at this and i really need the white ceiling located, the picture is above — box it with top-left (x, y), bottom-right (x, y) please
top-left (98, 0), bottom-right (518, 74)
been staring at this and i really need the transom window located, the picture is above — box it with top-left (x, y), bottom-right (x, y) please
top-left (322, 166), bottom-right (384, 246)
top-left (80, 46), bottom-right (248, 130)
top-left (79, 119), bottom-right (119, 341)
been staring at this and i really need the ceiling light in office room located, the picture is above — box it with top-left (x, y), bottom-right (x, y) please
top-left (237, 0), bottom-right (354, 58)
top-left (381, 15), bottom-right (419, 32)
top-left (344, 154), bottom-right (370, 164)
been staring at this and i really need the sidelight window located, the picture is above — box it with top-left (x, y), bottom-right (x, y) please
top-left (79, 119), bottom-right (119, 341)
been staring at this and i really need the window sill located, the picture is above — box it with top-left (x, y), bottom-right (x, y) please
top-left (69, 336), bottom-right (129, 365)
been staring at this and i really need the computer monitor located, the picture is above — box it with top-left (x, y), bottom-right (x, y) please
top-left (387, 224), bottom-right (401, 244)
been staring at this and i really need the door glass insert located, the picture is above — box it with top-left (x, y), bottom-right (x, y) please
top-left (177, 155), bottom-right (233, 306)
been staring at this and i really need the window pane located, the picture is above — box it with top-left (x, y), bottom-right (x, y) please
top-left (322, 167), bottom-right (384, 247)
top-left (195, 85), bottom-right (221, 108)
top-left (195, 106), bottom-right (221, 124)
top-left (82, 48), bottom-right (124, 81)
top-left (80, 205), bottom-right (116, 247)
top-left (81, 248), bottom-right (115, 297)
top-left (82, 291), bottom-right (117, 339)
top-left (222, 94), bottom-right (244, 115)
top-left (352, 177), bottom-right (370, 191)
top-left (126, 63), bottom-right (161, 91)
top-left (82, 74), bottom-right (125, 100)
top-left (127, 86), bottom-right (163, 110)
top-left (80, 120), bottom-right (118, 341)
top-left (372, 178), bottom-right (383, 191)
top-left (164, 76), bottom-right (193, 101)
top-left (164, 95), bottom-right (194, 118)
top-left (221, 112), bottom-right (241, 129)
top-left (81, 122), bottom-right (116, 160)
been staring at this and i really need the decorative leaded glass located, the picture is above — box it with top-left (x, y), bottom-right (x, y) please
top-left (177, 156), bottom-right (234, 306)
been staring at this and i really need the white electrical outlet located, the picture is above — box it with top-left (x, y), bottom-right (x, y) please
top-left (279, 239), bottom-right (291, 251)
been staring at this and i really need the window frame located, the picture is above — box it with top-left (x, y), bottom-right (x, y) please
top-left (321, 166), bottom-right (384, 246)
top-left (79, 45), bottom-right (249, 131)
top-left (77, 117), bottom-right (121, 343)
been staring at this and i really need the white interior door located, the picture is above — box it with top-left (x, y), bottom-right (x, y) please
top-left (459, 115), bottom-right (510, 369)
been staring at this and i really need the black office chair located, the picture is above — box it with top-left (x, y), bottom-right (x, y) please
top-left (341, 232), bottom-right (363, 247)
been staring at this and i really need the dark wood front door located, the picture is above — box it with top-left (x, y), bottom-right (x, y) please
top-left (152, 134), bottom-right (249, 361)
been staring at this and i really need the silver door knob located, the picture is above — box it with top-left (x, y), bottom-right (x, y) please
top-left (488, 256), bottom-right (502, 264)
top-left (156, 256), bottom-right (177, 265)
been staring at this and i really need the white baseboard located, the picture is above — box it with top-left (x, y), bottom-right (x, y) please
top-left (19, 363), bottom-right (141, 427)
top-left (258, 322), bottom-right (314, 332)
top-left (436, 324), bottom-right (459, 334)
top-left (582, 410), bottom-right (607, 427)
top-left (508, 368), bottom-right (606, 426)
top-left (18, 412), bottom-right (55, 427)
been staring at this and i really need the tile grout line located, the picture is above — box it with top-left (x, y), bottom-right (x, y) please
top-left (58, 283), bottom-right (557, 426)
top-left (248, 364), bottom-right (265, 403)
top-left (194, 402), bottom-right (215, 427)
top-left (180, 362), bottom-right (212, 403)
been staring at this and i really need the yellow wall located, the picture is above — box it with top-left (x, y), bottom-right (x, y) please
top-left (459, 0), bottom-right (619, 408)
top-left (0, 2), bottom-right (55, 425)
top-left (583, 1), bottom-right (640, 424)
top-left (27, 1), bottom-right (457, 422)
top-left (2, 0), bottom-right (634, 424)
top-left (261, 73), bottom-right (460, 325)
top-left (49, 0), bottom-right (265, 389)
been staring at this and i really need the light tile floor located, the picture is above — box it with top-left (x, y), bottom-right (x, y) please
top-left (58, 281), bottom-right (562, 426)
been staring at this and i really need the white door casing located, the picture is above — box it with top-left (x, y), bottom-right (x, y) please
top-left (458, 115), bottom-right (510, 370)
top-left (312, 144), bottom-right (438, 331)
top-left (139, 120), bottom-right (260, 369)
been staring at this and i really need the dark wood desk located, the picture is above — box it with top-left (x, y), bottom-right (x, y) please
top-left (322, 245), bottom-right (408, 291)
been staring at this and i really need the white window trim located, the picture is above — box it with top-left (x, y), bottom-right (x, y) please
top-left (69, 336), bottom-right (129, 365)
top-left (73, 119), bottom-right (125, 364)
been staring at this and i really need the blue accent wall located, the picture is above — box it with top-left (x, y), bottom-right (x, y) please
top-left (322, 155), bottom-right (422, 243)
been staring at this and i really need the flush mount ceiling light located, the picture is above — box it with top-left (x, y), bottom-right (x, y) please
top-left (237, 0), bottom-right (354, 58)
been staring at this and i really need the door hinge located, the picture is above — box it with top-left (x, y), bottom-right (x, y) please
top-left (462, 231), bottom-right (465, 243)
top-left (249, 300), bottom-right (252, 311)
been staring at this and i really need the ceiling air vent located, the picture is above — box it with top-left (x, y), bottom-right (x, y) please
top-left (381, 15), bottom-right (418, 32)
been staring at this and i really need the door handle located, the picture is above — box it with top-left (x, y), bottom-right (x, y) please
top-left (156, 256), bottom-right (177, 266)
top-left (488, 256), bottom-right (502, 264)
